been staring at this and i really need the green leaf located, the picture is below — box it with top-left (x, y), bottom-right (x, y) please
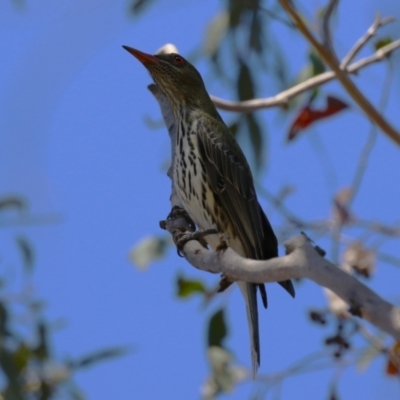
top-left (14, 343), bottom-right (31, 371)
top-left (309, 50), bottom-right (326, 75)
top-left (176, 275), bottom-right (206, 298)
top-left (0, 302), bottom-right (9, 337)
top-left (237, 62), bottom-right (255, 101)
top-left (249, 13), bottom-right (263, 53)
top-left (129, 235), bottom-right (169, 269)
top-left (208, 308), bottom-right (227, 348)
top-left (0, 348), bottom-right (24, 400)
top-left (228, 0), bottom-right (245, 28)
top-left (35, 321), bottom-right (49, 361)
top-left (245, 114), bottom-right (263, 170)
top-left (294, 49), bottom-right (325, 88)
top-left (15, 236), bottom-right (34, 271)
top-left (375, 37), bottom-right (393, 57)
top-left (204, 11), bottom-right (229, 57)
top-left (69, 347), bottom-right (128, 370)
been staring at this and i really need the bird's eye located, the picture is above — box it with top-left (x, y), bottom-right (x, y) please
top-left (173, 55), bottom-right (184, 66)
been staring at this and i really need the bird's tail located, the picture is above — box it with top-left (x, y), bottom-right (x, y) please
top-left (238, 281), bottom-right (260, 377)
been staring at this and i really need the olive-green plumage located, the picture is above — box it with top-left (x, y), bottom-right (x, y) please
top-left (123, 46), bottom-right (295, 375)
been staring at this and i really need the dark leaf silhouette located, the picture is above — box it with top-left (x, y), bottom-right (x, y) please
top-left (0, 196), bottom-right (26, 213)
top-left (68, 347), bottom-right (128, 370)
top-left (237, 61), bottom-right (255, 101)
top-left (208, 308), bottom-right (227, 348)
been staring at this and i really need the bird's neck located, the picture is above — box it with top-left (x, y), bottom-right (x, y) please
top-left (172, 96), bottom-right (223, 127)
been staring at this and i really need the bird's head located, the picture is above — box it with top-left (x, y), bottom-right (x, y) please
top-left (123, 46), bottom-right (215, 113)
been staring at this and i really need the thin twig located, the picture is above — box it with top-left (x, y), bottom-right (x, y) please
top-left (341, 14), bottom-right (395, 68)
top-left (349, 64), bottom-right (394, 205)
top-left (279, 0), bottom-right (400, 146)
top-left (210, 39), bottom-right (400, 112)
top-left (0, 213), bottom-right (62, 227)
top-left (256, 351), bottom-right (332, 384)
top-left (321, 0), bottom-right (339, 56)
top-left (355, 320), bottom-right (386, 352)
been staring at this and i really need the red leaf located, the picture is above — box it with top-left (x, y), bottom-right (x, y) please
top-left (386, 341), bottom-right (400, 376)
top-left (288, 96), bottom-right (349, 141)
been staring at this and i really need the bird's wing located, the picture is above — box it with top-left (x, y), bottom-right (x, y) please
top-left (196, 116), bottom-right (294, 374)
top-left (196, 116), bottom-right (295, 295)
top-left (197, 116), bottom-right (276, 259)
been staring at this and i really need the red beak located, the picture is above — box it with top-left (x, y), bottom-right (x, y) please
top-left (122, 46), bottom-right (159, 65)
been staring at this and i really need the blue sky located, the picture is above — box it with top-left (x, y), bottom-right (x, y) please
top-left (1, 0), bottom-right (399, 399)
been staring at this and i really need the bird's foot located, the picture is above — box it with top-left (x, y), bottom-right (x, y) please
top-left (176, 228), bottom-right (217, 256)
top-left (160, 206), bottom-right (197, 256)
top-left (160, 206), bottom-right (217, 257)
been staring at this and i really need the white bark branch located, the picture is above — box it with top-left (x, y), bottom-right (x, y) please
top-left (168, 230), bottom-right (400, 340)
top-left (211, 39), bottom-right (400, 112)
top-left (148, 43), bottom-right (400, 342)
top-left (340, 14), bottom-right (395, 68)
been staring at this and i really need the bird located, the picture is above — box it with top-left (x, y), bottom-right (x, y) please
top-left (123, 46), bottom-right (295, 375)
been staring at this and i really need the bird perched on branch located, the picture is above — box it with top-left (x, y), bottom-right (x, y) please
top-left (123, 46), bottom-right (295, 376)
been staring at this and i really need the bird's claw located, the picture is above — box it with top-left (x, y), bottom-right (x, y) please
top-left (162, 206), bottom-right (218, 256)
top-left (176, 228), bottom-right (217, 255)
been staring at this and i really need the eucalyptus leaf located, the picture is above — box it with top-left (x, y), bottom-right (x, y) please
top-left (0, 302), bottom-right (9, 337)
top-left (35, 320), bottom-right (49, 361)
top-left (309, 50), bottom-right (326, 75)
top-left (375, 37), bottom-right (393, 58)
top-left (237, 62), bottom-right (255, 101)
top-left (246, 114), bottom-right (263, 170)
top-left (228, 0), bottom-right (245, 28)
top-left (129, 235), bottom-right (169, 269)
top-left (13, 343), bottom-right (31, 372)
top-left (176, 275), bottom-right (206, 298)
top-left (204, 11), bottom-right (229, 57)
top-left (249, 12), bottom-right (263, 53)
top-left (208, 308), bottom-right (227, 348)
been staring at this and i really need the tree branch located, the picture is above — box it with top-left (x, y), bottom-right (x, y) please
top-left (279, 0), bottom-right (400, 146)
top-left (210, 38), bottom-right (400, 112)
top-left (167, 227), bottom-right (400, 340)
